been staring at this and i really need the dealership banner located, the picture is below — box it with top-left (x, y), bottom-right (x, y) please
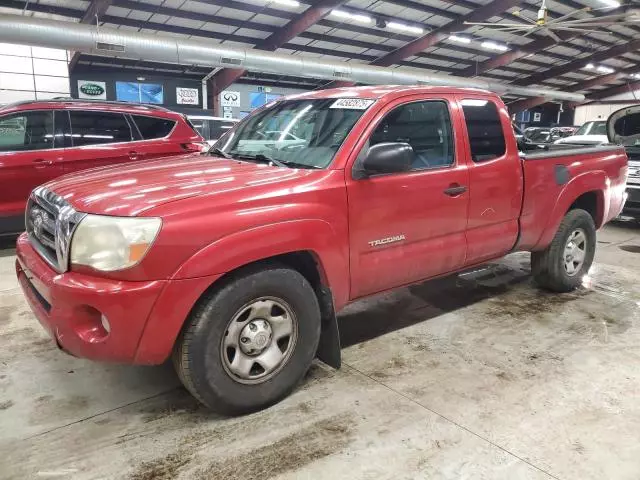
top-left (77, 80), bottom-right (107, 100)
top-left (176, 87), bottom-right (199, 105)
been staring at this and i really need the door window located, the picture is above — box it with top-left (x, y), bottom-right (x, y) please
top-left (0, 111), bottom-right (54, 152)
top-left (369, 100), bottom-right (454, 170)
top-left (131, 115), bottom-right (176, 139)
top-left (69, 111), bottom-right (133, 146)
top-left (461, 99), bottom-right (506, 162)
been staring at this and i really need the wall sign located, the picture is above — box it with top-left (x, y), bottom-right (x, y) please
top-left (533, 112), bottom-right (542, 122)
top-left (220, 90), bottom-right (240, 107)
top-left (78, 80), bottom-right (106, 100)
top-left (222, 106), bottom-right (234, 119)
top-left (176, 87), bottom-right (199, 105)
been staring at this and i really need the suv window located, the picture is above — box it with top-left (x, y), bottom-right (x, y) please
top-left (70, 111), bottom-right (133, 147)
top-left (0, 111), bottom-right (53, 152)
top-left (461, 99), bottom-right (506, 162)
top-left (370, 100), bottom-right (454, 170)
top-left (131, 115), bottom-right (176, 140)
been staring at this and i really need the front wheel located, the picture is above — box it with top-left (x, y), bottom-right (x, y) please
top-left (173, 265), bottom-right (321, 415)
top-left (531, 208), bottom-right (596, 292)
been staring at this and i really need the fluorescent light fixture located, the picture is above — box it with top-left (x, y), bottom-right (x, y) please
top-left (330, 9), bottom-right (372, 23)
top-left (387, 22), bottom-right (424, 35)
top-left (630, 73), bottom-right (640, 80)
top-left (481, 41), bottom-right (508, 52)
top-left (596, 65), bottom-right (615, 74)
top-left (449, 35), bottom-right (471, 44)
top-left (599, 0), bottom-right (620, 8)
top-left (271, 0), bottom-right (300, 7)
top-left (584, 63), bottom-right (595, 69)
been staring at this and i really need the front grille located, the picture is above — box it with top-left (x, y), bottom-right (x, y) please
top-left (25, 187), bottom-right (84, 273)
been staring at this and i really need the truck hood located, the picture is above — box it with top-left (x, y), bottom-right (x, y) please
top-left (47, 154), bottom-right (313, 216)
top-left (608, 105), bottom-right (640, 147)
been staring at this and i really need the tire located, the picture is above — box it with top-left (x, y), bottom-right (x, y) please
top-left (531, 208), bottom-right (596, 292)
top-left (173, 265), bottom-right (321, 415)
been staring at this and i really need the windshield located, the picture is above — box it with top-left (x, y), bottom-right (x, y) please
top-left (215, 98), bottom-right (373, 168)
top-left (575, 121), bottom-right (607, 136)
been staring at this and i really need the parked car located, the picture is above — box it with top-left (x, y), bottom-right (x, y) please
top-left (186, 114), bottom-right (238, 146)
top-left (15, 86), bottom-right (627, 414)
top-left (0, 99), bottom-right (206, 235)
top-left (608, 105), bottom-right (640, 218)
top-left (554, 120), bottom-right (609, 146)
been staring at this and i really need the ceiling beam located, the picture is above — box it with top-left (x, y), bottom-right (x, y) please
top-left (579, 81), bottom-right (640, 103)
top-left (326, 0), bottom-right (524, 88)
top-left (207, 0), bottom-right (346, 103)
top-left (459, 34), bottom-right (574, 77)
top-left (514, 38), bottom-right (640, 87)
top-left (69, 0), bottom-right (113, 71)
top-left (507, 70), bottom-right (636, 113)
top-left (370, 0), bottom-right (524, 68)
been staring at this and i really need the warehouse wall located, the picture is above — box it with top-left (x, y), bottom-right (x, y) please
top-left (574, 103), bottom-right (638, 125)
top-left (0, 43), bottom-right (69, 104)
top-left (69, 69), bottom-right (204, 110)
top-left (218, 83), bottom-right (310, 118)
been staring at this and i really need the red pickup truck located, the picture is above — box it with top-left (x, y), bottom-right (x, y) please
top-left (15, 86), bottom-right (628, 414)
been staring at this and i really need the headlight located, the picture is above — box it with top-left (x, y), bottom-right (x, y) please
top-left (70, 215), bottom-right (161, 271)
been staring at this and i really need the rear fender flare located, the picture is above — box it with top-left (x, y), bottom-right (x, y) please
top-left (534, 170), bottom-right (607, 250)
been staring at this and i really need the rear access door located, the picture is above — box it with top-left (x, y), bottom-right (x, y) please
top-left (456, 95), bottom-right (523, 265)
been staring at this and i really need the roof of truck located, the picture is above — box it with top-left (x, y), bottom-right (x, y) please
top-left (287, 85), bottom-right (497, 101)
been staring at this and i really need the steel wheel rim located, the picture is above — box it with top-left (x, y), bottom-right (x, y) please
top-left (221, 296), bottom-right (298, 384)
top-left (564, 228), bottom-right (587, 277)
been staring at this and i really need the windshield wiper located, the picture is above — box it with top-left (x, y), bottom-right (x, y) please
top-left (209, 147), bottom-right (232, 159)
top-left (229, 153), bottom-right (287, 168)
top-left (277, 159), bottom-right (321, 169)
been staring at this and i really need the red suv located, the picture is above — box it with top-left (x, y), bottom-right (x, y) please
top-left (0, 99), bottom-right (205, 235)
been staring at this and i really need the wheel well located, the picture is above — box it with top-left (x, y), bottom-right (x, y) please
top-left (568, 191), bottom-right (600, 227)
top-left (208, 250), bottom-right (331, 309)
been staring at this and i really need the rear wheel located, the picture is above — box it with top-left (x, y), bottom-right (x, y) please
top-left (532, 208), bottom-right (596, 292)
top-left (173, 265), bottom-right (321, 415)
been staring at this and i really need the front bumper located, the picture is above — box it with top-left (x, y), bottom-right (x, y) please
top-left (15, 233), bottom-right (221, 364)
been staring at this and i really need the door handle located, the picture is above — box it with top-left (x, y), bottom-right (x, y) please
top-left (33, 158), bottom-right (53, 168)
top-left (444, 184), bottom-right (467, 197)
top-left (129, 150), bottom-right (140, 160)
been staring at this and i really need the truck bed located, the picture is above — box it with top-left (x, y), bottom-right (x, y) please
top-left (517, 145), bottom-right (628, 251)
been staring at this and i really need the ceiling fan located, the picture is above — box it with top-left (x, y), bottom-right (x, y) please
top-left (463, 0), bottom-right (640, 43)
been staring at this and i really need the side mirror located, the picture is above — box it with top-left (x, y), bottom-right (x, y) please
top-left (357, 142), bottom-right (414, 178)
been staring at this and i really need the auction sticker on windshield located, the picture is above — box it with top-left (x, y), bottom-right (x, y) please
top-left (330, 98), bottom-right (375, 110)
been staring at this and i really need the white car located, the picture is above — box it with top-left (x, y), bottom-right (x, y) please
top-left (554, 120), bottom-right (609, 146)
top-left (187, 115), bottom-right (238, 146)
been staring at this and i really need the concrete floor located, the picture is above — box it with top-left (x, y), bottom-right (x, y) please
top-left (2, 222), bottom-right (640, 480)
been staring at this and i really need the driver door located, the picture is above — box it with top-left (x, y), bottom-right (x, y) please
top-left (346, 97), bottom-right (470, 299)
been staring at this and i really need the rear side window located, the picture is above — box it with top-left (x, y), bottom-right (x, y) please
top-left (461, 99), bottom-right (506, 162)
top-left (70, 111), bottom-right (133, 146)
top-left (131, 115), bottom-right (176, 139)
top-left (0, 111), bottom-right (53, 152)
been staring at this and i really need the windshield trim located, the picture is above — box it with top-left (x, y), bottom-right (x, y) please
top-left (215, 97), bottom-right (375, 170)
